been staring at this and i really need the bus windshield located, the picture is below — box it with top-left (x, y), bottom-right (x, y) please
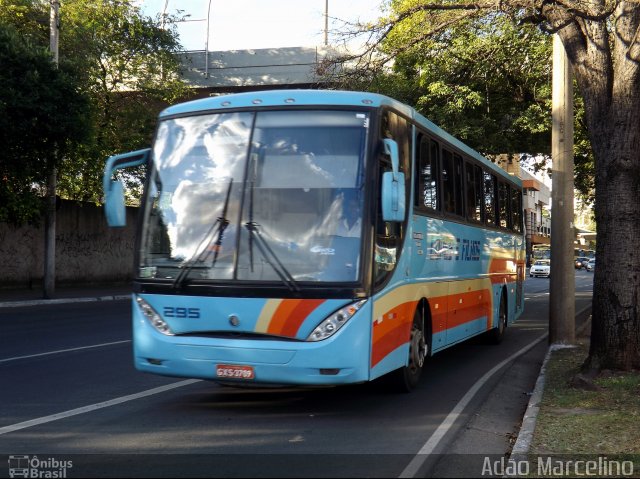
top-left (140, 109), bottom-right (369, 285)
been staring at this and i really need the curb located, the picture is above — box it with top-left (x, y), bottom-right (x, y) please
top-left (0, 294), bottom-right (131, 309)
top-left (510, 311), bottom-right (592, 459)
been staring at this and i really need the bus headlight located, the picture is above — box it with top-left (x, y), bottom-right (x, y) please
top-left (136, 296), bottom-right (174, 336)
top-left (307, 300), bottom-right (367, 342)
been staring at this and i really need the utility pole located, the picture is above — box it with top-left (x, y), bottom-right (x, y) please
top-left (44, 0), bottom-right (59, 299)
top-left (324, 0), bottom-right (329, 46)
top-left (549, 34), bottom-right (575, 344)
top-left (205, 0), bottom-right (213, 78)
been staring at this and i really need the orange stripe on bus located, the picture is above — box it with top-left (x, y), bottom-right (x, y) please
top-left (371, 301), bottom-right (415, 368)
top-left (489, 258), bottom-right (517, 284)
top-left (266, 299), bottom-right (301, 335)
top-left (371, 321), bottom-right (412, 368)
top-left (280, 299), bottom-right (325, 337)
top-left (372, 302), bottom-right (415, 339)
top-left (430, 296), bottom-right (448, 334)
top-left (372, 288), bottom-right (494, 366)
top-left (428, 289), bottom-right (492, 332)
top-left (446, 290), bottom-right (493, 329)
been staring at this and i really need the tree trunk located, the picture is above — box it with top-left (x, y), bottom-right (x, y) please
top-left (547, 2), bottom-right (640, 372)
top-left (585, 107), bottom-right (640, 371)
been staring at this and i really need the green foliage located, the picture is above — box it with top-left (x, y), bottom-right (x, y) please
top-left (332, 5), bottom-right (594, 203)
top-left (57, 0), bottom-right (190, 203)
top-left (386, 12), bottom-right (554, 156)
top-left (0, 0), bottom-right (191, 213)
top-left (0, 21), bottom-right (89, 224)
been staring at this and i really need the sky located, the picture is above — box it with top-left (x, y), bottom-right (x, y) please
top-left (138, 0), bottom-right (384, 52)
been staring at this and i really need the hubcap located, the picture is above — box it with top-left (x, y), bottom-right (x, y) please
top-left (409, 327), bottom-right (427, 370)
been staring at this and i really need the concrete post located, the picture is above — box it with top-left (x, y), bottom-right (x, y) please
top-left (549, 34), bottom-right (575, 344)
top-left (44, 0), bottom-right (60, 299)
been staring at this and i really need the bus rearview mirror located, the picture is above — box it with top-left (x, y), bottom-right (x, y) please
top-left (382, 171), bottom-right (406, 222)
top-left (102, 148), bottom-right (150, 227)
top-left (105, 180), bottom-right (126, 227)
top-left (383, 139), bottom-right (400, 179)
top-left (381, 139), bottom-right (405, 222)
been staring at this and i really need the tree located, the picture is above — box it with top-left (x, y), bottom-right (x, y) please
top-left (0, 21), bottom-right (88, 224)
top-left (330, 1), bottom-right (640, 371)
top-left (326, 7), bottom-right (595, 202)
top-left (0, 0), bottom-right (190, 204)
top-left (56, 0), bottom-right (190, 202)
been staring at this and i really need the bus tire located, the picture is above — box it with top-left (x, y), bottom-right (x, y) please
top-left (488, 290), bottom-right (507, 344)
top-left (390, 308), bottom-right (428, 392)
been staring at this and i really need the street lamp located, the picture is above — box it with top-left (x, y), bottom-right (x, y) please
top-left (162, 0), bottom-right (212, 78)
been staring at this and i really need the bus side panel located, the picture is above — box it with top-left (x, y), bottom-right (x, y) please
top-left (367, 214), bottom-right (524, 376)
top-left (370, 344), bottom-right (410, 381)
top-left (410, 215), bottom-right (496, 347)
top-left (369, 286), bottom-right (418, 380)
top-left (368, 279), bottom-right (490, 379)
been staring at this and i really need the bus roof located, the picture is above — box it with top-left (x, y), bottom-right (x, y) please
top-left (160, 89), bottom-right (520, 186)
top-left (160, 89), bottom-right (412, 117)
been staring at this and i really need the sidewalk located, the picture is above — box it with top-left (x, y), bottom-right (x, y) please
top-left (511, 309), bottom-right (592, 457)
top-left (0, 283), bottom-right (131, 308)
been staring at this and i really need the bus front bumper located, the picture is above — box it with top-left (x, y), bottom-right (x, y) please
top-left (132, 311), bottom-right (371, 386)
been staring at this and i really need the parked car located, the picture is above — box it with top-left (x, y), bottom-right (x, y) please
top-left (530, 259), bottom-right (551, 278)
top-left (575, 257), bottom-right (590, 269)
top-left (586, 258), bottom-right (596, 272)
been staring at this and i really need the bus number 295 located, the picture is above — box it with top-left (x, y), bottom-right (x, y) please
top-left (163, 307), bottom-right (201, 319)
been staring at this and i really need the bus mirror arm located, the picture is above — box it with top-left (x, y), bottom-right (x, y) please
top-left (381, 139), bottom-right (405, 222)
top-left (102, 148), bottom-right (150, 227)
top-left (383, 139), bottom-right (400, 180)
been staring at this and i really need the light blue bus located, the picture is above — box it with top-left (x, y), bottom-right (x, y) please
top-left (104, 90), bottom-right (525, 391)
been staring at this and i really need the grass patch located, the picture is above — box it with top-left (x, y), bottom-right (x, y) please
top-left (530, 338), bottom-right (640, 456)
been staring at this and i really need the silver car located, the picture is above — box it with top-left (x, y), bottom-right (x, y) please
top-left (530, 260), bottom-right (551, 278)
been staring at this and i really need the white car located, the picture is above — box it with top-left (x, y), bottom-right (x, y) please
top-left (530, 260), bottom-right (551, 278)
top-left (586, 258), bottom-right (596, 272)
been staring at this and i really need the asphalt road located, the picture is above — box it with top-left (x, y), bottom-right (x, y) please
top-left (0, 270), bottom-right (594, 478)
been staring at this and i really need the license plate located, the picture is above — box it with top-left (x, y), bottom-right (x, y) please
top-left (216, 364), bottom-right (255, 380)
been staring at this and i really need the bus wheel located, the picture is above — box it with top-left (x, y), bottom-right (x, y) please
top-left (391, 310), bottom-right (428, 392)
top-left (488, 292), bottom-right (507, 344)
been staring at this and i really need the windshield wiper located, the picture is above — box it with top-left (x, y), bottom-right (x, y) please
top-left (247, 180), bottom-right (256, 273)
top-left (244, 220), bottom-right (300, 293)
top-left (243, 179), bottom-right (299, 293)
top-left (172, 178), bottom-right (233, 290)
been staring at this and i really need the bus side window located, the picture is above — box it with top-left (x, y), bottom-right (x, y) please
top-left (442, 149), bottom-right (454, 214)
top-left (498, 182), bottom-right (511, 229)
top-left (465, 162), bottom-right (483, 222)
top-left (453, 154), bottom-right (464, 217)
top-left (474, 165), bottom-right (484, 222)
top-left (415, 134), bottom-right (439, 211)
top-left (511, 186), bottom-right (523, 233)
top-left (431, 140), bottom-right (441, 210)
top-left (484, 171), bottom-right (497, 227)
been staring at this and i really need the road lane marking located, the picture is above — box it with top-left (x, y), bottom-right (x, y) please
top-left (0, 340), bottom-right (132, 364)
top-left (0, 379), bottom-right (201, 436)
top-left (399, 332), bottom-right (549, 478)
top-left (0, 295), bottom-right (131, 308)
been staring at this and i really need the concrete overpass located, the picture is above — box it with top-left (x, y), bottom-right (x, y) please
top-left (177, 46), bottom-right (338, 97)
